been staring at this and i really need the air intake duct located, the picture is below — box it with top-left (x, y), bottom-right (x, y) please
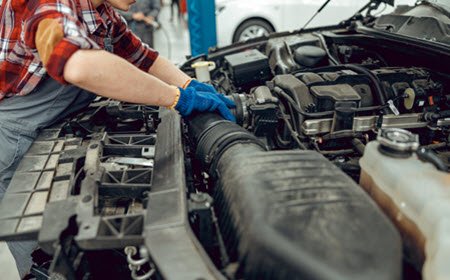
top-left (187, 113), bottom-right (266, 175)
top-left (187, 114), bottom-right (402, 280)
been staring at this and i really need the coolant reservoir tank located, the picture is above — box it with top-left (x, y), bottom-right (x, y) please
top-left (359, 128), bottom-right (450, 280)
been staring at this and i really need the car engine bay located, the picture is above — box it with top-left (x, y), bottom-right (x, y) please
top-left (0, 1), bottom-right (449, 280)
top-left (180, 4), bottom-right (450, 279)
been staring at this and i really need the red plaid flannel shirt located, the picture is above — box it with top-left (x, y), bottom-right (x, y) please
top-left (0, 0), bottom-right (159, 100)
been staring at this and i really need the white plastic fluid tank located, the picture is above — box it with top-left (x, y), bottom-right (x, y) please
top-left (359, 128), bottom-right (450, 280)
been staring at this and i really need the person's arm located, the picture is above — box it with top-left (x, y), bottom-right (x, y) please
top-left (111, 8), bottom-right (190, 87)
top-left (63, 49), bottom-right (178, 107)
top-left (28, 3), bottom-right (233, 120)
top-left (148, 56), bottom-right (191, 88)
top-left (63, 49), bottom-right (236, 121)
top-left (28, 3), bottom-right (177, 107)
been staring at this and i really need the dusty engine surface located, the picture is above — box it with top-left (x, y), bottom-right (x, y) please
top-left (180, 23), bottom-right (450, 280)
top-left (191, 36), bottom-right (450, 165)
top-left (204, 60), bottom-right (449, 168)
top-left (232, 66), bottom-right (446, 135)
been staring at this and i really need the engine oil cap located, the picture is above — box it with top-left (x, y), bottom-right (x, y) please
top-left (377, 128), bottom-right (419, 158)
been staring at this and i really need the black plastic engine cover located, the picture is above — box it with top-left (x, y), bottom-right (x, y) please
top-left (224, 49), bottom-right (271, 87)
top-left (310, 84), bottom-right (361, 111)
top-left (214, 149), bottom-right (401, 280)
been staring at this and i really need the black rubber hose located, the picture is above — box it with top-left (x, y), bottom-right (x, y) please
top-left (294, 64), bottom-right (389, 111)
top-left (423, 110), bottom-right (450, 125)
top-left (313, 32), bottom-right (340, 65)
top-left (438, 110), bottom-right (450, 119)
top-left (187, 113), bottom-right (266, 175)
top-left (273, 86), bottom-right (386, 118)
top-left (273, 86), bottom-right (334, 118)
top-left (352, 138), bottom-right (366, 155)
top-left (334, 161), bottom-right (361, 174)
top-left (416, 148), bottom-right (448, 172)
top-left (344, 64), bottom-right (388, 109)
top-left (278, 103), bottom-right (308, 149)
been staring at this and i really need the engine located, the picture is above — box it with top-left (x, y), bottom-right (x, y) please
top-left (228, 65), bottom-right (449, 149)
top-left (209, 61), bottom-right (449, 183)
top-left (188, 39), bottom-right (450, 172)
top-left (181, 29), bottom-right (450, 280)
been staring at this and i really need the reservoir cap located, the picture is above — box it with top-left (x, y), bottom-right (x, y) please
top-left (377, 128), bottom-right (419, 158)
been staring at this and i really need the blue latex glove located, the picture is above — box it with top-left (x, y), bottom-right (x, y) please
top-left (186, 79), bottom-right (235, 108)
top-left (175, 87), bottom-right (236, 122)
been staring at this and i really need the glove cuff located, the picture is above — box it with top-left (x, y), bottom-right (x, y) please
top-left (167, 87), bottom-right (181, 110)
top-left (182, 78), bottom-right (193, 89)
top-left (174, 87), bottom-right (192, 116)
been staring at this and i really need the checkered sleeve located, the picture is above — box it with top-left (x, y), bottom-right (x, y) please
top-left (110, 9), bottom-right (159, 72)
top-left (23, 0), bottom-right (100, 84)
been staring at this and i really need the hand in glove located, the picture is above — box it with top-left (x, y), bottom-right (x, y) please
top-left (173, 86), bottom-right (236, 122)
top-left (184, 79), bottom-right (218, 94)
top-left (184, 79), bottom-right (235, 103)
top-left (183, 79), bottom-right (235, 110)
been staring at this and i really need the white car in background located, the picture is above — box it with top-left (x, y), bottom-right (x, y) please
top-left (215, 0), bottom-right (414, 46)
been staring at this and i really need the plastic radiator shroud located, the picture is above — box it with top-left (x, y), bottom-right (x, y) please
top-left (214, 149), bottom-right (402, 280)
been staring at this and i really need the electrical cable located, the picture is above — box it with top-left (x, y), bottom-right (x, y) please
top-left (344, 64), bottom-right (389, 108)
top-left (275, 130), bottom-right (293, 148)
top-left (294, 63), bottom-right (390, 112)
top-left (279, 102), bottom-right (308, 149)
top-left (313, 32), bottom-right (340, 65)
top-left (273, 86), bottom-right (335, 118)
top-left (273, 86), bottom-right (395, 118)
top-left (312, 141), bottom-right (355, 156)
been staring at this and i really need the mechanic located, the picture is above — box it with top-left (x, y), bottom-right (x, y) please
top-left (120, 0), bottom-right (160, 47)
top-left (0, 0), bottom-right (234, 277)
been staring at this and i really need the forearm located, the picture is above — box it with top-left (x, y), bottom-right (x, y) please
top-left (64, 49), bottom-right (177, 107)
top-left (148, 56), bottom-right (191, 88)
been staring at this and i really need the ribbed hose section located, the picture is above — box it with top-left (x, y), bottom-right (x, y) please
top-left (213, 150), bottom-right (402, 280)
top-left (187, 113), bottom-right (266, 175)
top-left (212, 144), bottom-right (265, 263)
top-left (187, 113), bottom-right (401, 280)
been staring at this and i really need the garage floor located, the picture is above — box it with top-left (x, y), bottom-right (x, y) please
top-left (154, 3), bottom-right (191, 65)
top-left (0, 2), bottom-right (190, 278)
